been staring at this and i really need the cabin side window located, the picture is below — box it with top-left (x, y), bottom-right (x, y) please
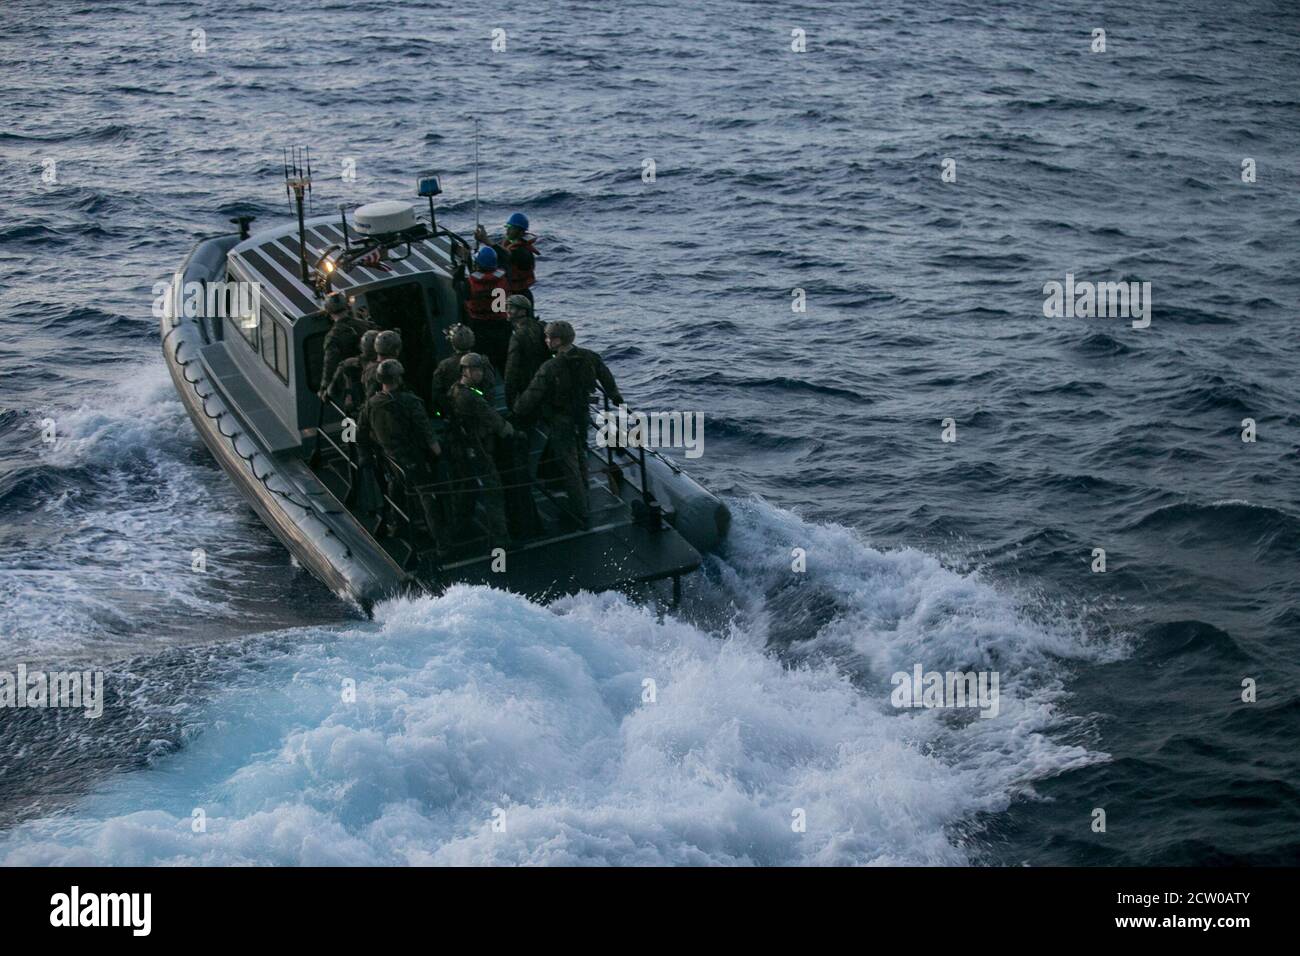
top-left (259, 311), bottom-right (289, 384)
top-left (274, 323), bottom-right (289, 381)
top-left (229, 285), bottom-right (259, 352)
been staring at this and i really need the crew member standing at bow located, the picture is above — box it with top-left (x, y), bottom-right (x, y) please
top-left (513, 321), bottom-right (623, 531)
top-left (475, 211), bottom-right (538, 305)
top-left (462, 245), bottom-right (510, 374)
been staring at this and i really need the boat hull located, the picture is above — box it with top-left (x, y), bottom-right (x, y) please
top-left (163, 235), bottom-right (408, 610)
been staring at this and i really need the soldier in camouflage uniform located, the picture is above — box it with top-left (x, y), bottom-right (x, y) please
top-left (325, 328), bottom-right (378, 415)
top-left (432, 323), bottom-right (496, 405)
top-left (447, 352), bottom-right (513, 543)
top-left (317, 292), bottom-right (374, 402)
top-left (503, 295), bottom-right (548, 412)
top-left (513, 321), bottom-right (622, 529)
top-left (358, 359), bottom-right (443, 546)
top-left (362, 329), bottom-right (403, 400)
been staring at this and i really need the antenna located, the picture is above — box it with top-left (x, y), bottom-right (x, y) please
top-left (282, 145), bottom-right (313, 285)
top-left (474, 119), bottom-right (480, 238)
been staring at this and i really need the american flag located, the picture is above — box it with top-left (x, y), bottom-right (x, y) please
top-left (358, 247), bottom-right (390, 271)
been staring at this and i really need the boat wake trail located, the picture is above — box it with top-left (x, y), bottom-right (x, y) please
top-left (0, 363), bottom-right (348, 665)
top-left (0, 501), bottom-right (1115, 865)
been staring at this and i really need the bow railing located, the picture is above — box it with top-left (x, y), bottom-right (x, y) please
top-left (588, 383), bottom-right (658, 524)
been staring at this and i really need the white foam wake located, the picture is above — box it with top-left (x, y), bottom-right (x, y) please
top-left (0, 503), bottom-right (1112, 865)
top-left (0, 362), bottom-right (273, 663)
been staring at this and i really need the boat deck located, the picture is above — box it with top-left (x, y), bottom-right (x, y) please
top-left (423, 516), bottom-right (701, 599)
top-left (310, 435), bottom-right (702, 600)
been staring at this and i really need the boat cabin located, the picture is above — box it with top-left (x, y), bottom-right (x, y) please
top-left (207, 213), bottom-right (468, 453)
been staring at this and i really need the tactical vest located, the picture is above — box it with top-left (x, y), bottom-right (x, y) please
top-left (363, 357), bottom-right (393, 397)
top-left (540, 351), bottom-right (596, 422)
top-left (449, 383), bottom-right (496, 460)
top-left (566, 351), bottom-right (600, 417)
top-left (371, 392), bottom-right (428, 465)
top-left (329, 317), bottom-right (373, 353)
top-left (434, 353), bottom-right (466, 399)
top-left (330, 356), bottom-right (367, 404)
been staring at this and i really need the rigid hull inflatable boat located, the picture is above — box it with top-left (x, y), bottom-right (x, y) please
top-left (160, 172), bottom-right (728, 610)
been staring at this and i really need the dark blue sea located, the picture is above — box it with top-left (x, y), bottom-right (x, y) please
top-left (0, 0), bottom-right (1297, 865)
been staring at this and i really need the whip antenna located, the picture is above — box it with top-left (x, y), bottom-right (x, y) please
top-left (282, 144), bottom-right (313, 285)
top-left (474, 119), bottom-right (480, 238)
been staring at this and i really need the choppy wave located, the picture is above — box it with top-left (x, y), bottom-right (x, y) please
top-left (2, 0), bottom-right (1298, 867)
top-left (0, 364), bottom-right (310, 663)
top-left (0, 503), bottom-right (1111, 864)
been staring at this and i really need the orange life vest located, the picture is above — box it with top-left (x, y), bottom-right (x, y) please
top-left (466, 268), bottom-right (508, 321)
top-left (502, 234), bottom-right (538, 293)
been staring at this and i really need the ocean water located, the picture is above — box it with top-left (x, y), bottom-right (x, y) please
top-left (1, 0), bottom-right (1298, 865)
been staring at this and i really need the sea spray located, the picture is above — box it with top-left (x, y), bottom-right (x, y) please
top-left (0, 521), bottom-right (1111, 865)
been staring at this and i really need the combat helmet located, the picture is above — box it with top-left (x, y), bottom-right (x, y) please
top-left (447, 323), bottom-right (475, 352)
top-left (544, 320), bottom-right (574, 345)
top-left (459, 352), bottom-right (487, 369)
top-left (324, 291), bottom-right (349, 316)
top-left (506, 294), bottom-right (533, 319)
top-left (359, 329), bottom-right (380, 361)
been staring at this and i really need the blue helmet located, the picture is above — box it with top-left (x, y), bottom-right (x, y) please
top-left (505, 212), bottom-right (529, 231)
top-left (474, 245), bottom-right (497, 269)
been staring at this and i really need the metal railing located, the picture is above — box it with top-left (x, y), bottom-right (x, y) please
top-left (309, 393), bottom-right (416, 556)
top-left (590, 383), bottom-right (658, 525)
top-left (306, 373), bottom-right (661, 569)
top-left (310, 390), bottom-right (534, 567)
